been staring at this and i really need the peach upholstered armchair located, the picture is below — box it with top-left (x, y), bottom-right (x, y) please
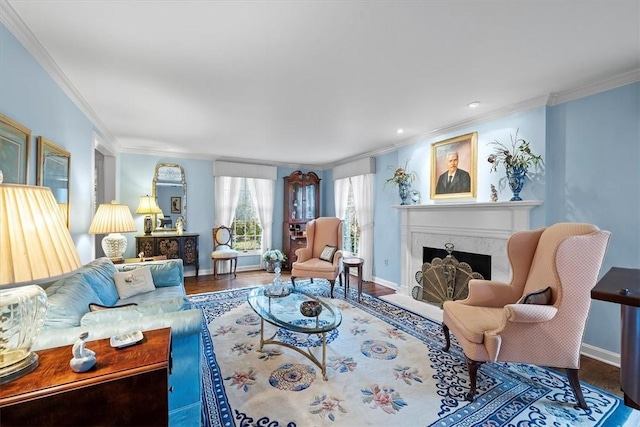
top-left (442, 223), bottom-right (610, 409)
top-left (291, 217), bottom-right (343, 298)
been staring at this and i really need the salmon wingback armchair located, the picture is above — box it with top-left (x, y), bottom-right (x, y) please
top-left (291, 217), bottom-right (343, 297)
top-left (442, 223), bottom-right (610, 409)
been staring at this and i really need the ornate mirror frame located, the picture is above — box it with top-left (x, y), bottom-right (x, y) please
top-left (152, 163), bottom-right (186, 231)
top-left (37, 136), bottom-right (71, 227)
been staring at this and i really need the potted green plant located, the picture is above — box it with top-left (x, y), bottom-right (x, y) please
top-left (487, 130), bottom-right (543, 201)
top-left (262, 249), bottom-right (286, 272)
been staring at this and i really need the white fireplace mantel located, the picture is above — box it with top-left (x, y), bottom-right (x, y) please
top-left (394, 201), bottom-right (542, 298)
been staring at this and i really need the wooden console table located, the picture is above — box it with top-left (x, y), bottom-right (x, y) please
top-left (591, 267), bottom-right (640, 409)
top-left (136, 232), bottom-right (199, 276)
top-left (0, 328), bottom-right (171, 426)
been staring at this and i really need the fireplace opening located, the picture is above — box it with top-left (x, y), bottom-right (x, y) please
top-left (423, 247), bottom-right (491, 280)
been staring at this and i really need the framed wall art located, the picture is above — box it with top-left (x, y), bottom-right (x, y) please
top-left (0, 114), bottom-right (31, 184)
top-left (430, 132), bottom-right (477, 200)
top-left (37, 136), bottom-right (71, 227)
top-left (171, 196), bottom-right (182, 214)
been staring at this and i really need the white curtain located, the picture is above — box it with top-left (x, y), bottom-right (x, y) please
top-left (333, 177), bottom-right (350, 220)
top-left (247, 178), bottom-right (275, 269)
top-left (351, 174), bottom-right (374, 281)
top-left (214, 176), bottom-right (242, 227)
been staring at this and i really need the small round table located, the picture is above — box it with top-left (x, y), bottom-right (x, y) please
top-left (342, 257), bottom-right (364, 301)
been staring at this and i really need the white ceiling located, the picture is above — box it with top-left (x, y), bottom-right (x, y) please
top-left (5, 1), bottom-right (640, 167)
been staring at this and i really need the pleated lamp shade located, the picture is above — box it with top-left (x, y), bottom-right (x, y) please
top-left (0, 184), bottom-right (81, 286)
top-left (0, 183), bottom-right (82, 384)
top-left (89, 201), bottom-right (136, 259)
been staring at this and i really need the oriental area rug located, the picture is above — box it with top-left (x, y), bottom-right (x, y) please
top-left (188, 280), bottom-right (640, 427)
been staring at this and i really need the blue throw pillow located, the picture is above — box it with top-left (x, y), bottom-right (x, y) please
top-left (45, 274), bottom-right (102, 328)
top-left (80, 257), bottom-right (119, 305)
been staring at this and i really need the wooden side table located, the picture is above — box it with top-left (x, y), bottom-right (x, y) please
top-left (342, 257), bottom-right (364, 301)
top-left (591, 267), bottom-right (640, 409)
top-left (0, 328), bottom-right (172, 426)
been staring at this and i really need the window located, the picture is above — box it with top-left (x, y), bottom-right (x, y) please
top-left (232, 179), bottom-right (262, 252)
top-left (343, 178), bottom-right (360, 254)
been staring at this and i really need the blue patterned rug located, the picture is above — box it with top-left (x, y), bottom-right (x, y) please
top-left (188, 280), bottom-right (640, 426)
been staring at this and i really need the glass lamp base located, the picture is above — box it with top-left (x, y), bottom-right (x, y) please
top-left (0, 285), bottom-right (47, 384)
top-left (0, 351), bottom-right (39, 385)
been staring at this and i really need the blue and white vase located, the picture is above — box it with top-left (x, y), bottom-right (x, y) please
top-left (398, 182), bottom-right (410, 205)
top-left (506, 166), bottom-right (526, 201)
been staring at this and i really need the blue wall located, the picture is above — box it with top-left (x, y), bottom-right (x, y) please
top-left (546, 83), bottom-right (640, 352)
top-left (0, 24), bottom-right (107, 263)
top-left (2, 22), bottom-right (638, 356)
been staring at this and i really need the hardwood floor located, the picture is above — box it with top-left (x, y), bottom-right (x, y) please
top-left (184, 270), bottom-right (622, 399)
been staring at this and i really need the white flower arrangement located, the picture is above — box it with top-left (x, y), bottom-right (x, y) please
top-left (262, 249), bottom-right (286, 262)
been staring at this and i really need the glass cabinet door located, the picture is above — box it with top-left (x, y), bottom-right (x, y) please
top-left (292, 183), bottom-right (302, 220)
top-left (305, 184), bottom-right (315, 220)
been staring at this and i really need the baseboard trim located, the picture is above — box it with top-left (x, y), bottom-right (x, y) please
top-left (580, 343), bottom-right (620, 368)
top-left (371, 276), bottom-right (397, 290)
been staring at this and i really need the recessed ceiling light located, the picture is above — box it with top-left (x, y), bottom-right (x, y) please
top-left (468, 101), bottom-right (481, 108)
top-left (396, 128), bottom-right (404, 134)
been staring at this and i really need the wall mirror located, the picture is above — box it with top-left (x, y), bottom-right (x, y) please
top-left (152, 163), bottom-right (186, 230)
top-left (37, 136), bottom-right (70, 227)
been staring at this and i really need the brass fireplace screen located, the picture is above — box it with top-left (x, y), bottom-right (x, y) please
top-left (412, 243), bottom-right (484, 308)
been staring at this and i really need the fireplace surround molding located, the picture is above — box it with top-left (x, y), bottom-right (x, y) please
top-left (394, 201), bottom-right (543, 298)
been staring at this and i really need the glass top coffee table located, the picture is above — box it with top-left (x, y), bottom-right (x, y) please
top-left (247, 287), bottom-right (342, 380)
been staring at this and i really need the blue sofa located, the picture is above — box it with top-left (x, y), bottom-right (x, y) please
top-left (33, 257), bottom-right (202, 426)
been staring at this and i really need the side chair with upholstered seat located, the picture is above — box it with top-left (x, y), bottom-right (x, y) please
top-left (211, 225), bottom-right (239, 279)
top-left (441, 223), bottom-right (610, 409)
top-left (291, 217), bottom-right (343, 297)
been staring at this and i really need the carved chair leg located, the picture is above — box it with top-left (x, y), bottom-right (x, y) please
top-left (291, 277), bottom-right (297, 288)
top-left (566, 368), bottom-right (588, 409)
top-left (213, 260), bottom-right (218, 279)
top-left (466, 358), bottom-right (483, 402)
top-left (328, 280), bottom-right (335, 298)
top-left (442, 324), bottom-right (451, 352)
top-left (232, 258), bottom-right (237, 278)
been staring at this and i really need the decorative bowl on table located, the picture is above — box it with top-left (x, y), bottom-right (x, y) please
top-left (300, 300), bottom-right (322, 317)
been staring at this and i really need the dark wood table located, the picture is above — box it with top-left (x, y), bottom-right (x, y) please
top-left (0, 328), bottom-right (171, 426)
top-left (591, 267), bottom-right (640, 409)
top-left (342, 257), bottom-right (364, 301)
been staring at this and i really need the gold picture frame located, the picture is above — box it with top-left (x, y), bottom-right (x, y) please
top-left (0, 114), bottom-right (31, 184)
top-left (37, 136), bottom-right (71, 227)
top-left (430, 132), bottom-right (477, 200)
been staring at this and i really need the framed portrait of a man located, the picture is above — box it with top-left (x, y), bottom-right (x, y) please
top-left (430, 132), bottom-right (477, 200)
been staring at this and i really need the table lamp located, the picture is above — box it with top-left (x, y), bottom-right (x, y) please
top-left (88, 201), bottom-right (136, 260)
top-left (135, 195), bottom-right (162, 235)
top-left (0, 183), bottom-right (82, 384)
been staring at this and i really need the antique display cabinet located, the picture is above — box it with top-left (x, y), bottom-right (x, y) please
top-left (282, 170), bottom-right (320, 269)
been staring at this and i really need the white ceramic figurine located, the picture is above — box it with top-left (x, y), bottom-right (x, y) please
top-left (70, 331), bottom-right (97, 373)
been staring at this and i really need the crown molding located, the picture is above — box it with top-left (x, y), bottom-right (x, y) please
top-left (0, 0), bottom-right (117, 143)
top-left (548, 68), bottom-right (640, 106)
top-left (120, 146), bottom-right (321, 171)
